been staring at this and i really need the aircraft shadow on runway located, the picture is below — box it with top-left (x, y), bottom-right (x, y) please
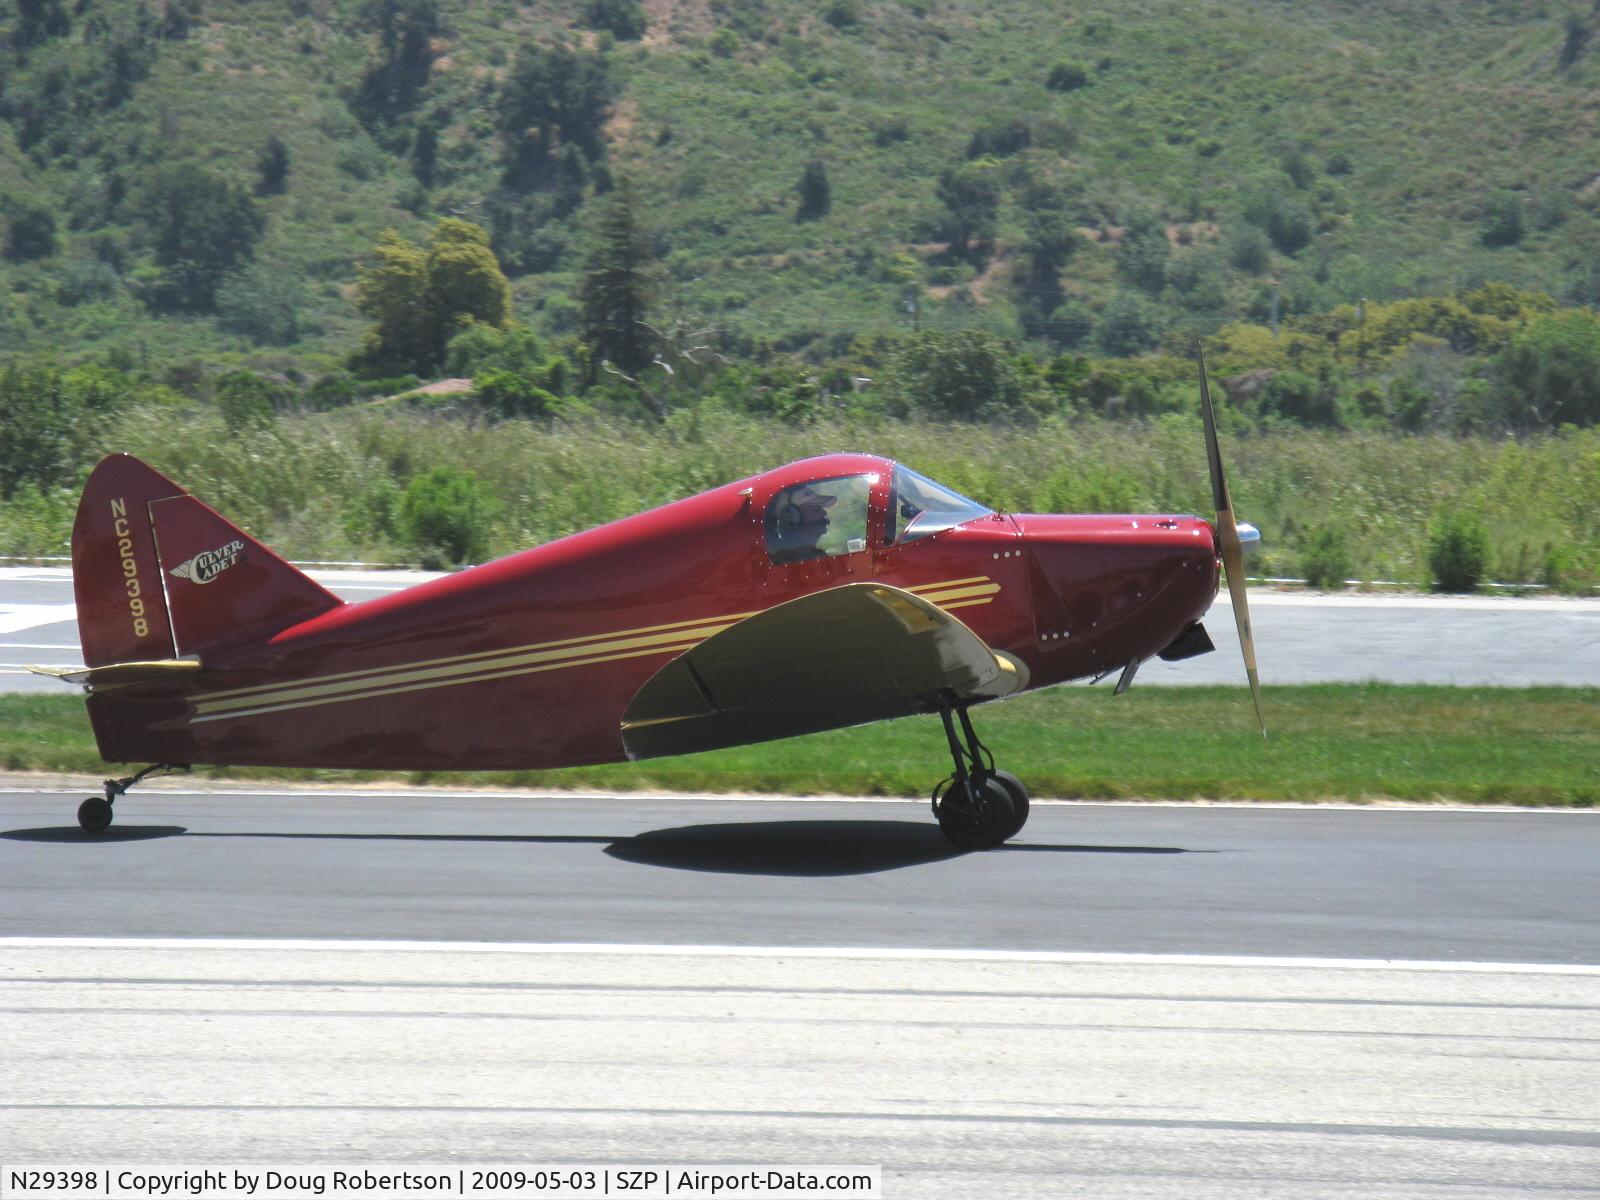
top-left (2, 819), bottom-right (1204, 877)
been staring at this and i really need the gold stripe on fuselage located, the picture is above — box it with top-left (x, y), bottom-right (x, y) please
top-left (187, 575), bottom-right (1002, 722)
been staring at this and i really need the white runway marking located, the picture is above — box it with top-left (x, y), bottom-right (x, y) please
top-left (0, 603), bottom-right (78, 634)
top-left (4, 936), bottom-right (1598, 975)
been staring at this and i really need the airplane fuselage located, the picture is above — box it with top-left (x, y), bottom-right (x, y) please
top-left (89, 453), bottom-right (1219, 771)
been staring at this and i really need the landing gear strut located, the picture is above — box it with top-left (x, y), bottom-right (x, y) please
top-left (77, 763), bottom-right (189, 833)
top-left (931, 696), bottom-right (1029, 849)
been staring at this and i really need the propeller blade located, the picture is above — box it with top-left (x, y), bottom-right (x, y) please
top-left (1197, 344), bottom-right (1267, 740)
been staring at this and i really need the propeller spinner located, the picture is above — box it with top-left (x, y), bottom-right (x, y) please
top-left (1196, 345), bottom-right (1267, 739)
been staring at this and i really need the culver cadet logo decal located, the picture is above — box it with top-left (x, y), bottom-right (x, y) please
top-left (170, 539), bottom-right (246, 585)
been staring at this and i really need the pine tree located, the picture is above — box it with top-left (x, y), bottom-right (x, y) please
top-left (577, 181), bottom-right (655, 377)
top-left (796, 160), bottom-right (830, 221)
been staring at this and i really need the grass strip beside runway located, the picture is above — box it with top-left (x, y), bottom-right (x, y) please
top-left (2, 685), bottom-right (1595, 806)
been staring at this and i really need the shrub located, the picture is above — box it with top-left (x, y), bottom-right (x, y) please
top-left (472, 369), bottom-right (559, 419)
top-left (215, 370), bottom-right (292, 432)
top-left (966, 117), bottom-right (1032, 159)
top-left (1046, 62), bottom-right (1088, 92)
top-left (822, 0), bottom-right (861, 30)
top-left (1427, 510), bottom-right (1488, 592)
top-left (1480, 191), bottom-right (1524, 247)
top-left (1226, 226), bottom-right (1271, 274)
top-left (585, 0), bottom-right (646, 40)
top-left (399, 466), bottom-right (498, 567)
top-left (1299, 525), bottom-right (1350, 589)
top-left (216, 266), bottom-right (307, 346)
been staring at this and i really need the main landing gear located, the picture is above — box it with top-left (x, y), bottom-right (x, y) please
top-left (931, 696), bottom-right (1029, 850)
top-left (76, 763), bottom-right (189, 833)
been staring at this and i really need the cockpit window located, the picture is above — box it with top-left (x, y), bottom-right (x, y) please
top-left (766, 474), bottom-right (877, 565)
top-left (887, 465), bottom-right (993, 544)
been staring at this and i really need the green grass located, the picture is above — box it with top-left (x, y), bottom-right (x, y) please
top-left (5, 686), bottom-right (1596, 807)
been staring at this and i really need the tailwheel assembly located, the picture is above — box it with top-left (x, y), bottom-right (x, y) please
top-left (76, 763), bottom-right (189, 834)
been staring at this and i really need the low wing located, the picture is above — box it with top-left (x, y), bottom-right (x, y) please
top-left (622, 583), bottom-right (1027, 760)
top-left (26, 657), bottom-right (202, 692)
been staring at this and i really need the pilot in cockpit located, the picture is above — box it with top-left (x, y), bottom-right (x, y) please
top-left (768, 483), bottom-right (836, 564)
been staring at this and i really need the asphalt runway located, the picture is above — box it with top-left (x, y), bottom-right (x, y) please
top-left (5, 566), bottom-right (1600, 691)
top-left (3, 789), bottom-right (1598, 1196)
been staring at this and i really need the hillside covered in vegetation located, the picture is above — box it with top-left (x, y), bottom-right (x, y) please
top-left (6, 0), bottom-right (1600, 357)
top-left (2, 1), bottom-right (1599, 591)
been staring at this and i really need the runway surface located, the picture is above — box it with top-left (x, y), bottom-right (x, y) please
top-left (5, 566), bottom-right (1600, 691)
top-left (3, 789), bottom-right (1598, 1196)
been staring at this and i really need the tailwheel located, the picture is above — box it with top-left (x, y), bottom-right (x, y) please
top-left (77, 796), bottom-right (113, 833)
top-left (935, 774), bottom-right (1018, 850)
top-left (74, 763), bottom-right (188, 835)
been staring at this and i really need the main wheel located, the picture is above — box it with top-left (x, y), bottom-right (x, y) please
top-left (987, 769), bottom-right (1031, 839)
top-left (935, 776), bottom-right (1018, 850)
top-left (77, 797), bottom-right (113, 834)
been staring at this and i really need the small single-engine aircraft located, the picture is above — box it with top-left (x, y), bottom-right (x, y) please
top-left (34, 355), bottom-right (1263, 848)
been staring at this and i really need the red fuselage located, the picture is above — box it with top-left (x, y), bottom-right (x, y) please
top-left (90, 454), bottom-right (1218, 770)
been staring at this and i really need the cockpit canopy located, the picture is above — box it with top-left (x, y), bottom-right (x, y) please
top-left (762, 461), bottom-right (994, 566)
top-left (887, 465), bottom-right (993, 544)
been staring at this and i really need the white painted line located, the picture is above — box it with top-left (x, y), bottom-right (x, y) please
top-left (2, 936), bottom-right (1597, 975)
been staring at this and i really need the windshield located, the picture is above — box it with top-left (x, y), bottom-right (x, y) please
top-left (888, 465), bottom-right (993, 544)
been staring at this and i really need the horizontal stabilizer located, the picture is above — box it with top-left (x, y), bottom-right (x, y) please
top-left (26, 657), bottom-right (203, 692)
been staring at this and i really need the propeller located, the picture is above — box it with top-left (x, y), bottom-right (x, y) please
top-left (1196, 344), bottom-right (1267, 740)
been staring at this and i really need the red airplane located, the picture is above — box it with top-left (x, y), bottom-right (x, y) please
top-left (35, 359), bottom-right (1263, 848)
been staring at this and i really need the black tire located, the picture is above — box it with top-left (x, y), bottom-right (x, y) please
top-left (77, 797), bottom-right (113, 833)
top-left (987, 769), bottom-right (1031, 839)
top-left (936, 776), bottom-right (1018, 850)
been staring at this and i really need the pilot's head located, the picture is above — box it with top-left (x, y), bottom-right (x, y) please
top-left (789, 484), bottom-right (836, 533)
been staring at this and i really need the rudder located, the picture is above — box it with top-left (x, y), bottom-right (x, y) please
top-left (72, 454), bottom-right (343, 666)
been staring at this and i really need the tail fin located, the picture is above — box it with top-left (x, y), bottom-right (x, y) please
top-left (72, 454), bottom-right (343, 666)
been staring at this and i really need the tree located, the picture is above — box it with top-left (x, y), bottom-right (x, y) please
top-left (584, 0), bottom-right (646, 40)
top-left (497, 43), bottom-right (616, 183)
top-left (1015, 186), bottom-right (1079, 341)
top-left (577, 181), bottom-right (655, 377)
top-left (936, 162), bottom-right (1001, 258)
top-left (11, 0), bottom-right (71, 52)
top-left (1493, 310), bottom-right (1600, 428)
top-left (255, 136), bottom-right (290, 197)
top-left (352, 0), bottom-right (439, 127)
top-left (1480, 190), bottom-right (1524, 247)
top-left (1115, 212), bottom-right (1170, 294)
top-left (355, 219), bottom-right (512, 375)
top-left (1095, 291), bottom-right (1161, 357)
top-left (134, 164), bottom-right (266, 312)
top-left (425, 219), bottom-right (513, 350)
top-left (885, 330), bottom-right (1025, 420)
top-left (2, 198), bottom-right (58, 262)
top-left (796, 160), bottom-right (831, 221)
